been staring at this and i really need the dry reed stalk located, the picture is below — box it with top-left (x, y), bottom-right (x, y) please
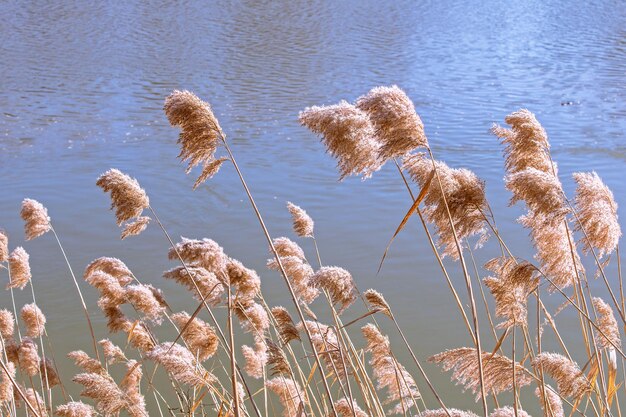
top-left (20, 199), bottom-right (51, 241)
top-left (430, 347), bottom-right (531, 400)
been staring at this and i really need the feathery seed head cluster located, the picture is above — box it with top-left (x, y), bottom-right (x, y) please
top-left (532, 352), bottom-right (591, 399)
top-left (0, 231), bottom-right (7, 263)
top-left (287, 202), bottom-right (315, 238)
top-left (7, 247), bottom-right (31, 290)
top-left (20, 303), bottom-right (46, 338)
top-left (171, 311), bottom-right (219, 362)
top-left (592, 297), bottom-right (621, 351)
top-left (310, 266), bottom-right (357, 314)
top-left (20, 199), bottom-right (51, 240)
top-left (266, 376), bottom-right (307, 417)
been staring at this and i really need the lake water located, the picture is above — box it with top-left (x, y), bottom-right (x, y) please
top-left (1, 0), bottom-right (625, 413)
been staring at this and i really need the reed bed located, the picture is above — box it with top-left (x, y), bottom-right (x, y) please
top-left (0, 86), bottom-right (623, 417)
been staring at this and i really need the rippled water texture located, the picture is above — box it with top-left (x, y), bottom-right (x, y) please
top-left (1, 0), bottom-right (625, 411)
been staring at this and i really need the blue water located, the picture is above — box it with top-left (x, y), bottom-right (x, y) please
top-left (0, 0), bottom-right (624, 413)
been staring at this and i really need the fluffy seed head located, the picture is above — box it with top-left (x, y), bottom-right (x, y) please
top-left (68, 350), bottom-right (105, 374)
top-left (121, 216), bottom-right (151, 240)
top-left (168, 237), bottom-right (227, 274)
top-left (193, 157), bottom-right (228, 189)
top-left (532, 352), bottom-right (591, 399)
top-left (0, 230), bottom-right (7, 263)
top-left (124, 284), bottom-right (166, 324)
top-left (403, 153), bottom-right (489, 259)
top-left (96, 169), bottom-right (149, 226)
top-left (573, 171), bottom-right (621, 257)
top-left (24, 388), bottom-right (47, 417)
top-left (418, 409), bottom-right (479, 417)
top-left (299, 100), bottom-right (382, 180)
top-left (266, 377), bottom-right (307, 417)
top-left (535, 385), bottom-right (564, 417)
top-left (272, 237), bottom-right (306, 260)
top-left (99, 339), bottom-right (127, 364)
top-left (267, 255), bottom-right (319, 304)
top-left (7, 247), bottom-right (32, 290)
top-left (21, 199), bottom-right (51, 240)
top-left (592, 297), bottom-right (621, 351)
top-left (84, 257), bottom-right (134, 286)
top-left (0, 309), bottom-right (15, 339)
top-left (164, 90), bottom-right (225, 186)
top-left (171, 312), bottom-right (219, 361)
top-left (505, 167), bottom-right (568, 223)
top-left (21, 303), bottom-right (46, 338)
top-left (489, 407), bottom-right (531, 417)
top-left (123, 321), bottom-right (155, 352)
top-left (0, 361), bottom-right (15, 405)
top-left (242, 337), bottom-right (268, 379)
top-left (300, 321), bottom-right (348, 384)
top-left (121, 360), bottom-right (147, 417)
top-left (492, 109), bottom-right (552, 175)
top-left (271, 306), bottom-right (300, 344)
top-left (227, 258), bottom-right (261, 304)
top-left (287, 202), bottom-right (314, 237)
top-left (72, 372), bottom-right (125, 415)
top-left (146, 342), bottom-right (213, 386)
top-left (334, 398), bottom-right (369, 417)
top-left (163, 265), bottom-right (225, 306)
top-left (364, 289), bottom-right (392, 317)
top-left (18, 338), bottom-right (40, 376)
top-left (40, 357), bottom-right (61, 387)
top-left (266, 339), bottom-right (290, 376)
top-left (55, 401), bottom-right (96, 417)
top-left (430, 347), bottom-right (531, 400)
top-left (310, 266), bottom-right (357, 314)
top-left (356, 85), bottom-right (428, 160)
top-left (362, 324), bottom-right (420, 414)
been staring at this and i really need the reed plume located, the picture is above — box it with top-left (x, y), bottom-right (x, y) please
top-left (591, 297), bottom-right (621, 351)
top-left (0, 309), bottom-right (15, 339)
top-left (532, 352), bottom-right (591, 399)
top-left (273, 237), bottom-right (306, 260)
top-left (403, 153), bottom-right (489, 258)
top-left (310, 266), bottom-right (357, 314)
top-left (84, 257), bottom-right (134, 286)
top-left (20, 304), bottom-right (46, 338)
top-left (85, 271), bottom-right (126, 307)
top-left (267, 255), bottom-right (319, 304)
top-left (266, 376), bottom-right (307, 417)
top-left (68, 351), bottom-right (104, 374)
top-left (362, 324), bottom-right (419, 414)
top-left (271, 306), bottom-right (300, 344)
top-left (98, 339), bottom-right (126, 365)
top-left (0, 361), bottom-right (15, 405)
top-left (40, 358), bottom-right (60, 387)
top-left (242, 337), bottom-right (268, 379)
top-left (521, 215), bottom-right (583, 291)
top-left (7, 247), bottom-right (31, 290)
top-left (121, 216), bottom-right (151, 240)
top-left (287, 202), bottom-right (314, 238)
top-left (299, 101), bottom-right (381, 180)
top-left (146, 342), bottom-right (213, 386)
top-left (489, 407), bottom-right (530, 417)
top-left (20, 199), bottom-right (51, 240)
top-left (163, 265), bottom-right (225, 305)
top-left (356, 85), bottom-right (428, 160)
top-left (266, 339), bottom-right (290, 376)
top-left (124, 284), bottom-right (166, 324)
top-left (535, 385), bottom-right (564, 417)
top-left (0, 230), bottom-right (8, 262)
top-left (430, 347), bottom-right (531, 400)
top-left (300, 320), bottom-right (347, 382)
top-left (483, 258), bottom-right (538, 328)
top-left (573, 171), bottom-right (621, 257)
top-left (491, 109), bottom-right (552, 175)
top-left (505, 167), bottom-right (568, 223)
top-left (363, 289), bottom-right (391, 317)
top-left (72, 372), bottom-right (125, 415)
top-left (168, 237), bottom-right (227, 274)
top-left (171, 311), bottom-right (219, 361)
top-left (24, 388), bottom-right (47, 417)
top-left (418, 409), bottom-right (479, 417)
top-left (96, 169), bottom-right (150, 236)
top-left (18, 338), bottom-right (40, 377)
top-left (122, 321), bottom-right (155, 352)
top-left (333, 398), bottom-right (369, 417)
top-left (55, 401), bottom-right (96, 417)
top-left (121, 360), bottom-right (147, 417)
top-left (227, 258), bottom-right (261, 303)
top-left (164, 90), bottom-right (226, 187)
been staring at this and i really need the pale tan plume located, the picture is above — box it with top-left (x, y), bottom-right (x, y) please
top-left (532, 352), bottom-right (591, 399)
top-left (164, 90), bottom-right (226, 187)
top-left (72, 372), bottom-right (125, 415)
top-left (418, 409), bottom-right (479, 417)
top-left (573, 171), bottom-right (621, 257)
top-left (24, 388), bottom-right (47, 417)
top-left (271, 306), bottom-right (301, 344)
top-left (0, 230), bottom-right (8, 263)
top-left (171, 311), bottom-right (219, 361)
top-left (403, 153), bottom-right (489, 259)
top-left (310, 266), bottom-right (357, 314)
top-left (121, 216), bottom-right (150, 240)
top-left (21, 303), bottom-right (46, 338)
top-left (21, 198), bottom-right (52, 240)
top-left (535, 385), bottom-right (564, 417)
top-left (364, 289), bottom-right (392, 317)
top-left (430, 347), bottom-right (531, 400)
top-left (362, 323), bottom-right (420, 414)
top-left (333, 397), bottom-right (370, 417)
top-left (55, 401), bottom-right (96, 417)
top-left (7, 247), bottom-right (32, 290)
top-left (267, 255), bottom-right (319, 304)
top-left (168, 237), bottom-right (227, 274)
top-left (0, 361), bottom-right (15, 405)
top-left (121, 360), bottom-right (147, 417)
top-left (0, 309), bottom-right (15, 339)
top-left (96, 169), bottom-right (150, 231)
top-left (124, 284), bottom-right (166, 324)
top-left (299, 100), bottom-right (382, 180)
top-left (287, 202), bottom-right (314, 238)
top-left (489, 407), bottom-right (531, 417)
top-left (98, 339), bottom-right (127, 364)
top-left (227, 257), bottom-right (261, 304)
top-left (84, 257), bottom-right (134, 286)
top-left (591, 297), bottom-right (621, 351)
top-left (356, 85), bottom-right (428, 160)
top-left (40, 357), bottom-right (60, 387)
top-left (18, 338), bottom-right (40, 376)
top-left (265, 376), bottom-right (307, 417)
top-left (68, 350), bottom-right (105, 374)
top-left (273, 237), bottom-right (307, 260)
top-left (163, 265), bottom-right (225, 305)
top-left (146, 342), bottom-right (214, 386)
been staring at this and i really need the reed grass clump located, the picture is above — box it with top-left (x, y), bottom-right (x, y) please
top-left (0, 86), bottom-right (623, 417)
